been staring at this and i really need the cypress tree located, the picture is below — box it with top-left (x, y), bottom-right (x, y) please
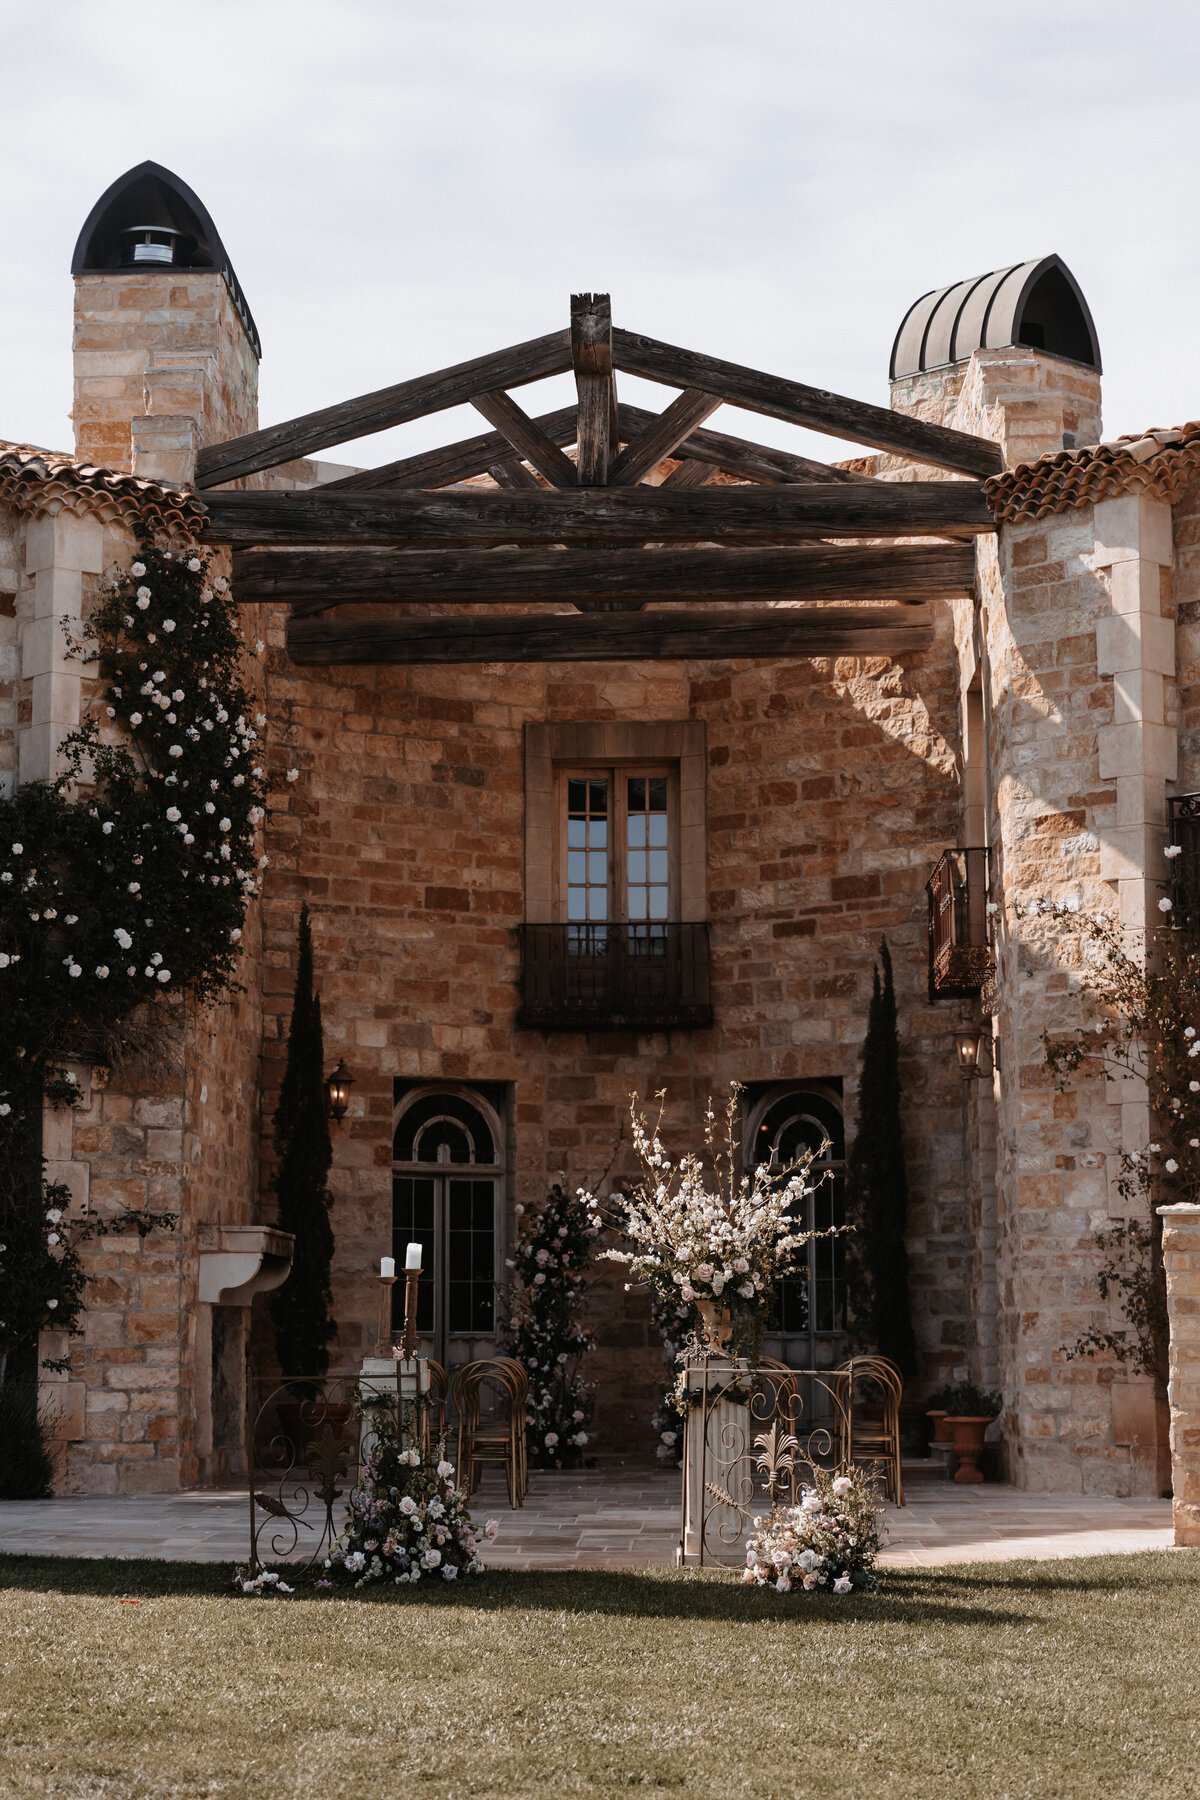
top-left (844, 939), bottom-right (917, 1377)
top-left (269, 906), bottom-right (336, 1384)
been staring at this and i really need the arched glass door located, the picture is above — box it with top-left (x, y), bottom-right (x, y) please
top-left (745, 1085), bottom-right (846, 1369)
top-left (392, 1088), bottom-right (505, 1371)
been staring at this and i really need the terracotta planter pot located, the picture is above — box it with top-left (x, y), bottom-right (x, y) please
top-left (943, 1414), bottom-right (991, 1483)
top-left (695, 1299), bottom-right (733, 1351)
top-left (926, 1408), bottom-right (949, 1445)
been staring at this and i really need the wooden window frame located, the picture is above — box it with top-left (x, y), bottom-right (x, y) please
top-left (556, 764), bottom-right (678, 924)
top-left (525, 721), bottom-right (706, 924)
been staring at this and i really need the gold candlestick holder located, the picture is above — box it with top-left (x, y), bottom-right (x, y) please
top-left (401, 1266), bottom-right (421, 1360)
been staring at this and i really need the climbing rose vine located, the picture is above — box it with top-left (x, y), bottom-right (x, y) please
top-left (0, 541), bottom-right (281, 1374)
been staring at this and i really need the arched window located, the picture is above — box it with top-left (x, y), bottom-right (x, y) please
top-left (392, 1087), bottom-right (505, 1368)
top-left (744, 1085), bottom-right (846, 1366)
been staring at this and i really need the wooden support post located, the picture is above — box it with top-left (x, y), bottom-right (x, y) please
top-left (571, 293), bottom-right (615, 486)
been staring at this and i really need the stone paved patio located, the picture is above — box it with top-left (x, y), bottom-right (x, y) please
top-left (0, 1470), bottom-right (1178, 1569)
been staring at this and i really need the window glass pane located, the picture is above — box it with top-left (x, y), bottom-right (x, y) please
top-left (392, 1176), bottom-right (436, 1333)
top-left (567, 775), bottom-right (608, 924)
top-left (447, 1178), bottom-right (495, 1335)
top-left (394, 1093), bottom-right (495, 1164)
top-left (625, 774), bottom-right (670, 925)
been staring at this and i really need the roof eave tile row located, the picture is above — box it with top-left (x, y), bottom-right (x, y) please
top-left (986, 421), bottom-right (1200, 525)
top-left (0, 442), bottom-right (206, 537)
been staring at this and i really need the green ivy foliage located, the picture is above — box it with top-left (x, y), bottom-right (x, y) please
top-left (0, 541), bottom-right (277, 1376)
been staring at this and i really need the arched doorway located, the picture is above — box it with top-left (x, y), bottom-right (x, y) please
top-left (392, 1086), bottom-right (505, 1371)
top-left (744, 1084), bottom-right (846, 1369)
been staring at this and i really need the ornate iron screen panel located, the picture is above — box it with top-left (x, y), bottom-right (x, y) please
top-left (926, 846), bottom-right (993, 999)
top-left (518, 920), bottom-right (712, 1030)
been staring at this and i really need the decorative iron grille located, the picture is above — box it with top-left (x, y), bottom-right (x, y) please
top-left (926, 847), bottom-right (993, 999)
top-left (679, 1351), bottom-right (853, 1565)
top-left (518, 921), bottom-right (713, 1031)
top-left (1168, 793), bottom-right (1200, 926)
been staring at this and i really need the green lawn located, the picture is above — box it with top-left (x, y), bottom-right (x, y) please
top-left (0, 1551), bottom-right (1196, 1799)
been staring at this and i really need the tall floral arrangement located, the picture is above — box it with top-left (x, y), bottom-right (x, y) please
top-left (584, 1085), bottom-right (832, 1363)
top-left (0, 542), bottom-right (279, 1386)
top-left (269, 906), bottom-right (336, 1386)
top-left (505, 1182), bottom-right (596, 1467)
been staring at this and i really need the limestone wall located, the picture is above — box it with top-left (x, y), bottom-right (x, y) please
top-left (253, 609), bottom-right (974, 1453)
top-left (72, 273), bottom-right (258, 482)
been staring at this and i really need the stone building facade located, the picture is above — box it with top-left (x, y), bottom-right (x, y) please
top-left (1, 171), bottom-right (1191, 1499)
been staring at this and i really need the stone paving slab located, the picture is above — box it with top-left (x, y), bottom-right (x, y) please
top-left (0, 1470), bottom-right (1178, 1570)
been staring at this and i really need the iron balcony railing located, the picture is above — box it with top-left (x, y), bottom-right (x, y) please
top-left (926, 846), bottom-right (993, 1000)
top-left (518, 922), bottom-right (713, 1032)
top-left (1168, 793), bottom-right (1200, 926)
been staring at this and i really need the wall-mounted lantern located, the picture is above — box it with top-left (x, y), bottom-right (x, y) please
top-left (325, 1058), bottom-right (355, 1121)
top-left (953, 1023), bottom-right (992, 1080)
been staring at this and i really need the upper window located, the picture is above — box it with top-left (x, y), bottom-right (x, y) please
top-left (562, 768), bottom-right (675, 924)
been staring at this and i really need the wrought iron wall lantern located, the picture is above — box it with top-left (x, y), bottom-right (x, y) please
top-left (325, 1058), bottom-right (355, 1120)
top-left (953, 1022), bottom-right (995, 1079)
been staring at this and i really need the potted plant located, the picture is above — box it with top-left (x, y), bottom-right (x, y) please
top-left (939, 1382), bottom-right (1002, 1483)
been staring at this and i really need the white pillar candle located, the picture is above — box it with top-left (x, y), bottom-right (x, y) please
top-left (405, 1241), bottom-right (423, 1271)
top-left (380, 1256), bottom-right (395, 1279)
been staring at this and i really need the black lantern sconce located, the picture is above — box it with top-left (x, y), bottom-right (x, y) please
top-left (953, 1022), bottom-right (995, 1080)
top-left (325, 1058), bottom-right (355, 1121)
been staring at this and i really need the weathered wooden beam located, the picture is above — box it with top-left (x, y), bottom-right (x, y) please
top-left (194, 328), bottom-right (573, 488)
top-left (202, 482), bottom-right (995, 547)
top-left (235, 542), bottom-right (974, 606)
top-left (471, 390), bottom-right (579, 488)
top-left (608, 390), bottom-right (722, 485)
top-left (320, 406), bottom-right (578, 491)
top-left (660, 458), bottom-right (712, 489)
top-left (612, 328), bottom-right (1004, 478)
top-left (487, 457), bottom-right (543, 489)
top-left (571, 293), bottom-right (615, 486)
top-left (617, 405), bottom-right (872, 485)
top-left (286, 605), bottom-right (935, 664)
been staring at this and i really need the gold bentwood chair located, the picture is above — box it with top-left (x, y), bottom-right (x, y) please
top-left (451, 1360), bottom-right (528, 1508)
top-left (832, 1355), bottom-right (906, 1506)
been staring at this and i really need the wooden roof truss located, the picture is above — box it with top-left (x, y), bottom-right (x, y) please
top-left (196, 294), bottom-right (997, 664)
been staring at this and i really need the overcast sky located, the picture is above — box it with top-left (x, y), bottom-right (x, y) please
top-left (5, 1), bottom-right (1200, 469)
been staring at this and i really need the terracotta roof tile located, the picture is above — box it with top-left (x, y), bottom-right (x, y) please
top-left (0, 442), bottom-right (206, 536)
top-left (986, 421), bottom-right (1200, 524)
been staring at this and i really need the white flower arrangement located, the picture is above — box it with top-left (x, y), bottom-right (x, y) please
top-left (321, 1408), bottom-right (494, 1592)
top-left (743, 1465), bottom-right (883, 1595)
top-left (582, 1085), bottom-right (832, 1357)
